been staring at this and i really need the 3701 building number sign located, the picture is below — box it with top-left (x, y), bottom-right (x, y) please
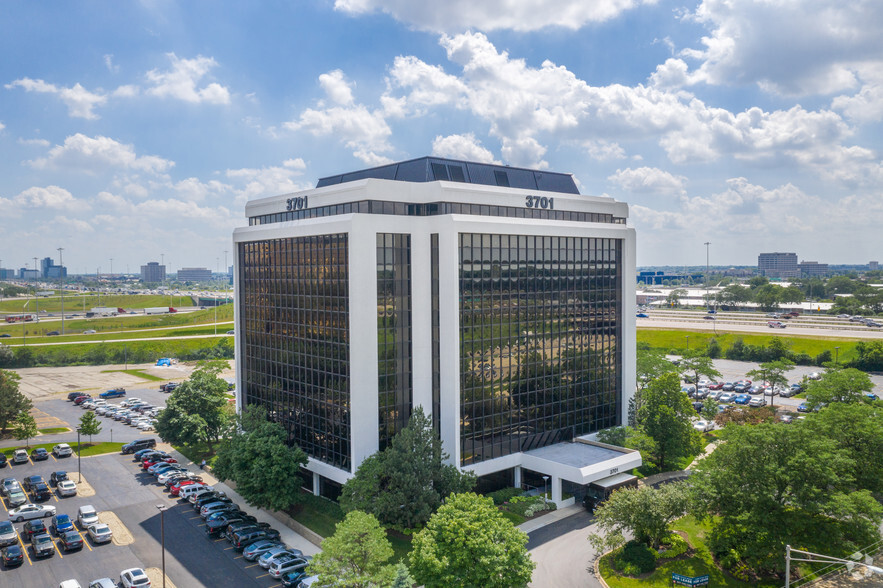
top-left (286, 196), bottom-right (308, 211)
top-left (525, 195), bottom-right (553, 209)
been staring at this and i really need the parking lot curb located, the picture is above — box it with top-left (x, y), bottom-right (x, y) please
top-left (99, 510), bottom-right (134, 545)
top-left (145, 567), bottom-right (177, 588)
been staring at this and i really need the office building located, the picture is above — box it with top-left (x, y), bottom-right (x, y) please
top-left (233, 157), bottom-right (640, 505)
top-left (19, 268), bottom-right (40, 279)
top-left (758, 252), bottom-right (799, 278)
top-left (870, 261), bottom-right (879, 271)
top-left (141, 262), bottom-right (167, 283)
top-left (39, 256), bottom-right (67, 279)
top-left (176, 267), bottom-right (212, 282)
top-left (798, 261), bottom-right (829, 277)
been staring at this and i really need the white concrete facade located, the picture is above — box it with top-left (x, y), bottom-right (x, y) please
top-left (234, 175), bottom-right (637, 500)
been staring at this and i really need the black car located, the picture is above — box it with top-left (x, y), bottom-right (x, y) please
top-left (121, 438), bottom-right (156, 454)
top-left (225, 520), bottom-right (270, 542)
top-left (194, 493), bottom-right (230, 510)
top-left (2, 544), bottom-right (24, 567)
top-left (22, 519), bottom-right (48, 540)
top-left (281, 570), bottom-right (309, 587)
top-left (164, 473), bottom-right (202, 490)
top-left (31, 533), bottom-right (54, 557)
top-left (73, 395), bottom-right (92, 405)
top-left (30, 448), bottom-right (49, 461)
top-left (205, 512), bottom-right (256, 536)
top-left (231, 528), bottom-right (281, 551)
top-left (0, 454), bottom-right (6, 468)
top-left (32, 482), bottom-right (52, 501)
top-left (23, 475), bottom-right (45, 491)
top-left (50, 471), bottom-right (68, 486)
top-left (58, 530), bottom-right (84, 551)
top-left (133, 448), bottom-right (162, 461)
top-left (68, 392), bottom-right (88, 401)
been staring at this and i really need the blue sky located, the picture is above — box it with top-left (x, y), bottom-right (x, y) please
top-left (1, 0), bottom-right (881, 272)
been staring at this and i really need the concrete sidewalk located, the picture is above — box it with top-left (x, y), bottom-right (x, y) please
top-left (519, 503), bottom-right (585, 534)
top-left (158, 443), bottom-right (321, 557)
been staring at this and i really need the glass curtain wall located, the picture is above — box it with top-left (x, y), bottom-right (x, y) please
top-left (377, 234), bottom-right (413, 450)
top-left (239, 234), bottom-right (351, 470)
top-left (459, 234), bottom-right (622, 466)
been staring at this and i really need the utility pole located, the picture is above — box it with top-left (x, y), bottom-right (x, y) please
top-left (33, 257), bottom-right (39, 318)
top-left (704, 242), bottom-right (711, 310)
top-left (58, 247), bottom-right (65, 334)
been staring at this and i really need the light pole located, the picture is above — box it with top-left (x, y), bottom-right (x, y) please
top-left (542, 475), bottom-right (549, 507)
top-left (58, 247), bottom-right (65, 334)
top-left (76, 427), bottom-right (82, 483)
top-left (704, 241), bottom-right (711, 310)
top-left (685, 335), bottom-right (690, 351)
top-left (156, 504), bottom-right (167, 588)
top-left (33, 258), bottom-right (39, 318)
top-left (786, 544), bottom-right (883, 587)
top-left (835, 346), bottom-right (840, 365)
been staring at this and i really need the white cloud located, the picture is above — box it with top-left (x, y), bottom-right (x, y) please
top-left (283, 158), bottom-right (306, 169)
top-left (52, 215), bottom-right (94, 233)
top-left (685, 0), bottom-right (883, 96)
top-left (583, 139), bottom-right (626, 160)
top-left (333, 0), bottom-right (655, 33)
top-left (13, 185), bottom-right (83, 211)
top-left (319, 70), bottom-right (354, 106)
top-left (608, 167), bottom-right (686, 195)
top-left (144, 53), bottom-right (230, 104)
top-left (113, 84), bottom-right (139, 98)
top-left (29, 134), bottom-right (174, 175)
top-left (649, 58), bottom-right (696, 90)
top-left (225, 162), bottom-right (313, 203)
top-left (5, 78), bottom-right (107, 119)
top-left (431, 133), bottom-right (499, 163)
top-left (18, 137), bottom-right (50, 147)
top-left (0, 121), bottom-right (4, 132)
top-left (285, 101), bottom-right (393, 165)
top-left (831, 65), bottom-right (883, 122)
top-left (104, 54), bottom-right (119, 73)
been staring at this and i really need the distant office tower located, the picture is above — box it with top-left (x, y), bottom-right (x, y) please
top-left (141, 262), bottom-right (167, 283)
top-left (870, 261), bottom-right (880, 271)
top-left (758, 252), bottom-right (799, 278)
top-left (798, 261), bottom-right (829, 277)
top-left (40, 256), bottom-right (67, 278)
top-left (176, 267), bottom-right (212, 282)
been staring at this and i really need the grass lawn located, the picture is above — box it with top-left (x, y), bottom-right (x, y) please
top-left (599, 516), bottom-right (780, 588)
top-left (1, 441), bottom-right (123, 457)
top-left (637, 329), bottom-right (860, 361)
top-left (101, 369), bottom-right (166, 381)
top-left (38, 427), bottom-right (69, 434)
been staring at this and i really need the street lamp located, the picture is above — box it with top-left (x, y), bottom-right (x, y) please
top-left (704, 241), bottom-right (711, 310)
top-left (685, 335), bottom-right (690, 351)
top-left (76, 427), bottom-right (82, 483)
top-left (58, 247), bottom-right (65, 335)
top-left (542, 475), bottom-right (550, 507)
top-left (156, 504), bottom-right (167, 588)
top-left (834, 346), bottom-right (840, 365)
top-left (786, 545), bottom-right (883, 587)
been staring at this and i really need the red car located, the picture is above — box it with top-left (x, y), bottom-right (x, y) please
top-left (142, 457), bottom-right (177, 470)
top-left (707, 382), bottom-right (724, 390)
top-left (73, 395), bottom-right (92, 405)
top-left (170, 480), bottom-right (203, 497)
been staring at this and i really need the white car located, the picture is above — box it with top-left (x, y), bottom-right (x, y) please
top-left (120, 568), bottom-right (151, 588)
top-left (87, 523), bottom-right (113, 543)
top-left (60, 581), bottom-right (83, 588)
top-left (158, 470), bottom-right (192, 484)
top-left (57, 480), bottom-right (78, 497)
top-left (122, 398), bottom-right (142, 407)
top-left (808, 372), bottom-right (822, 380)
top-left (749, 397), bottom-right (767, 407)
top-left (77, 505), bottom-right (99, 527)
top-left (138, 421), bottom-right (155, 431)
top-left (692, 420), bottom-right (712, 432)
top-left (53, 443), bottom-right (73, 457)
top-left (8, 503), bottom-right (56, 522)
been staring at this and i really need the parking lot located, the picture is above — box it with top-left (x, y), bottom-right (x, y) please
top-left (2, 382), bottom-right (312, 587)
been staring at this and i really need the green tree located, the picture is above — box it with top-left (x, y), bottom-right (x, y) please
top-left (409, 493), bottom-right (535, 588)
top-left (665, 288), bottom-right (687, 308)
top-left (746, 358), bottom-right (794, 409)
top-left (752, 283), bottom-right (781, 311)
top-left (154, 360), bottom-right (230, 449)
top-left (212, 405), bottom-right (308, 512)
top-left (691, 423), bottom-right (882, 572)
top-left (638, 373), bottom-right (701, 472)
top-left (779, 285), bottom-right (805, 304)
top-left (307, 511), bottom-right (397, 588)
top-left (747, 275), bottom-right (770, 289)
top-left (13, 411), bottom-right (38, 448)
top-left (0, 369), bottom-right (31, 433)
top-left (340, 407), bottom-right (475, 531)
top-left (78, 410), bottom-right (102, 443)
top-left (805, 367), bottom-right (874, 410)
top-left (390, 563), bottom-right (414, 588)
top-left (632, 349), bottom-right (677, 426)
top-left (700, 396), bottom-right (718, 421)
top-left (805, 403), bottom-right (883, 493)
top-left (715, 284), bottom-right (751, 308)
top-left (588, 482), bottom-right (689, 551)
top-left (677, 352), bottom-right (722, 396)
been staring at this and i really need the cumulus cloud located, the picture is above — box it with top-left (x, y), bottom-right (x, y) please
top-left (13, 185), bottom-right (83, 211)
top-left (431, 133), bottom-right (499, 163)
top-left (583, 139), bottom-right (626, 160)
top-left (831, 65), bottom-right (883, 122)
top-left (18, 137), bottom-right (50, 147)
top-left (684, 0), bottom-right (883, 96)
top-left (333, 0), bottom-right (655, 33)
top-left (144, 53), bottom-right (230, 104)
top-left (608, 167), bottom-right (686, 195)
top-left (5, 78), bottom-right (107, 119)
top-left (104, 54), bottom-right (119, 73)
top-left (319, 70), bottom-right (354, 106)
top-left (29, 134), bottom-right (174, 175)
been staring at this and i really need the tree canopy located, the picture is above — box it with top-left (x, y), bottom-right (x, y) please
top-left (409, 492), bottom-right (535, 588)
top-left (589, 482), bottom-right (689, 552)
top-left (154, 360), bottom-right (231, 449)
top-left (307, 510), bottom-right (397, 588)
top-left (638, 373), bottom-right (701, 472)
top-left (0, 369), bottom-right (31, 433)
top-left (78, 410), bottom-right (102, 443)
top-left (340, 406), bottom-right (475, 531)
top-left (677, 352), bottom-right (722, 392)
top-left (13, 411), bottom-right (38, 447)
top-left (805, 367), bottom-right (874, 409)
top-left (746, 358), bottom-right (794, 408)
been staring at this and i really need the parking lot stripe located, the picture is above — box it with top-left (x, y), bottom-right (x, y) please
top-left (255, 572), bottom-right (270, 579)
top-left (52, 538), bottom-right (64, 558)
top-left (77, 529), bottom-right (93, 552)
top-left (244, 562), bottom-right (260, 568)
top-left (1, 498), bottom-right (8, 512)
top-left (16, 532), bottom-right (33, 566)
top-left (215, 537), bottom-right (227, 542)
top-left (224, 546), bottom-right (235, 550)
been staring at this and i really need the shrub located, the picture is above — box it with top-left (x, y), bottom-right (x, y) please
top-left (656, 533), bottom-right (688, 560)
top-left (488, 487), bottom-right (523, 505)
top-left (814, 350), bottom-right (832, 366)
top-left (614, 541), bottom-right (656, 575)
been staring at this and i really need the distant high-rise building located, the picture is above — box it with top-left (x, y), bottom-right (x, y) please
top-left (19, 268), bottom-right (40, 279)
top-left (870, 261), bottom-right (880, 271)
top-left (758, 252), bottom-right (799, 278)
top-left (177, 267), bottom-right (212, 282)
top-left (798, 261), bottom-right (829, 277)
top-left (141, 262), bottom-right (167, 283)
top-left (39, 256), bottom-right (67, 278)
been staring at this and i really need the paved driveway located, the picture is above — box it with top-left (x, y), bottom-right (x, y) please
top-left (528, 509), bottom-right (601, 588)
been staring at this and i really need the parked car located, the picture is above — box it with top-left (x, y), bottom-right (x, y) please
top-left (77, 505), bottom-right (99, 527)
top-left (692, 420), bottom-right (712, 432)
top-left (281, 570), bottom-right (310, 587)
top-left (243, 539), bottom-right (288, 561)
top-left (780, 415), bottom-right (794, 424)
top-left (120, 567), bottom-right (151, 588)
top-left (12, 449), bottom-right (29, 464)
top-left (205, 512), bottom-right (256, 536)
top-left (233, 528), bottom-right (281, 551)
top-left (59, 529), bottom-right (84, 551)
top-left (121, 438), bottom-right (156, 454)
top-left (808, 372), bottom-right (822, 380)
top-left (57, 480), bottom-right (78, 497)
top-left (797, 403), bottom-right (811, 413)
top-left (74, 395), bottom-right (92, 405)
top-left (0, 454), bottom-right (5, 468)
top-left (22, 518), bottom-right (48, 539)
top-left (32, 481), bottom-right (51, 501)
top-left (53, 444), bottom-right (73, 457)
top-left (68, 392), bottom-right (88, 401)
top-left (270, 557), bottom-right (309, 580)
top-left (31, 533), bottom-right (55, 558)
top-left (1, 543), bottom-right (24, 567)
top-left (87, 523), bottom-right (113, 544)
top-left (22, 475), bottom-right (44, 491)
top-left (88, 579), bottom-right (117, 588)
top-left (1, 478), bottom-right (21, 496)
top-left (0, 521), bottom-right (17, 547)
top-left (748, 396), bottom-right (767, 407)
top-left (52, 513), bottom-right (75, 534)
top-left (260, 547), bottom-right (302, 569)
top-left (50, 471), bottom-right (69, 486)
top-left (201, 502), bottom-right (239, 519)
top-left (721, 382), bottom-right (735, 391)
top-left (733, 394), bottom-right (751, 405)
top-left (100, 388), bottom-right (126, 399)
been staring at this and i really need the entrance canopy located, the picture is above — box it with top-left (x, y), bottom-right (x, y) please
top-left (520, 439), bottom-right (642, 486)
